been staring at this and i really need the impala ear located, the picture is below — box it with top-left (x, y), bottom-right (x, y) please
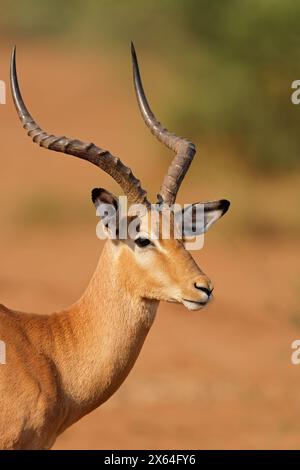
top-left (92, 188), bottom-right (120, 238)
top-left (91, 188), bottom-right (119, 211)
top-left (182, 199), bottom-right (230, 237)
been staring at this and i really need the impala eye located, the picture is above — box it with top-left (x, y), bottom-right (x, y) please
top-left (135, 237), bottom-right (152, 248)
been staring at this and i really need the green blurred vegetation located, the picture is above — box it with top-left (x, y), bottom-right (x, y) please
top-left (1, 0), bottom-right (300, 172)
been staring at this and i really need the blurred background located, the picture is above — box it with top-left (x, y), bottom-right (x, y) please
top-left (0, 0), bottom-right (299, 449)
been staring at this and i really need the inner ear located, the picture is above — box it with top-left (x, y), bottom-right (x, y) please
top-left (92, 188), bottom-right (141, 241)
top-left (91, 188), bottom-right (119, 211)
top-left (182, 199), bottom-right (230, 236)
top-left (92, 187), bottom-right (120, 238)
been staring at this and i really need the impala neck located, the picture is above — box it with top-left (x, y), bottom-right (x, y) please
top-left (51, 240), bottom-right (158, 429)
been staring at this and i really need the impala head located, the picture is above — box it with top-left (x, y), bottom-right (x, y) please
top-left (10, 43), bottom-right (230, 311)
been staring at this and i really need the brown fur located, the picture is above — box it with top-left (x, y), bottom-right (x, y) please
top-left (0, 220), bottom-right (212, 449)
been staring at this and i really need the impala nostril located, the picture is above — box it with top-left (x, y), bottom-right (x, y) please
top-left (194, 283), bottom-right (213, 297)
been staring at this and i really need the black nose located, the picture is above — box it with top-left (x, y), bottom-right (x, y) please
top-left (194, 283), bottom-right (213, 297)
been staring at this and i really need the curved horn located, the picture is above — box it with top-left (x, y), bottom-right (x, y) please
top-left (131, 42), bottom-right (196, 205)
top-left (10, 47), bottom-right (149, 206)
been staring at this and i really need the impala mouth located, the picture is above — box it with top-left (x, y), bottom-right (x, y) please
top-left (181, 298), bottom-right (209, 311)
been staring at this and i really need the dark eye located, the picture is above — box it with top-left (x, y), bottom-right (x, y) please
top-left (135, 237), bottom-right (152, 248)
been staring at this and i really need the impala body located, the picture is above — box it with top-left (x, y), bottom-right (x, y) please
top-left (0, 45), bottom-right (229, 449)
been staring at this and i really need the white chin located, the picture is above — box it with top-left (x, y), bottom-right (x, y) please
top-left (182, 299), bottom-right (207, 311)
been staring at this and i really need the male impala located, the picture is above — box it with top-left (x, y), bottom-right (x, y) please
top-left (0, 44), bottom-right (230, 450)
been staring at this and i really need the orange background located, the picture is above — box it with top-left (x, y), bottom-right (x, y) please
top-left (0, 2), bottom-right (299, 449)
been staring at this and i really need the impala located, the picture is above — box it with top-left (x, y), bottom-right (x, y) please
top-left (0, 44), bottom-right (230, 450)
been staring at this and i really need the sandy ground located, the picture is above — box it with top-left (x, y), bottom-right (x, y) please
top-left (0, 44), bottom-right (299, 449)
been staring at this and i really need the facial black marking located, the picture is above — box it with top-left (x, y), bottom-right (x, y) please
top-left (134, 237), bottom-right (152, 248)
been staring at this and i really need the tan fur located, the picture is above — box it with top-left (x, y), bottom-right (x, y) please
top-left (4, 45), bottom-right (230, 449)
top-left (0, 208), bottom-right (212, 449)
